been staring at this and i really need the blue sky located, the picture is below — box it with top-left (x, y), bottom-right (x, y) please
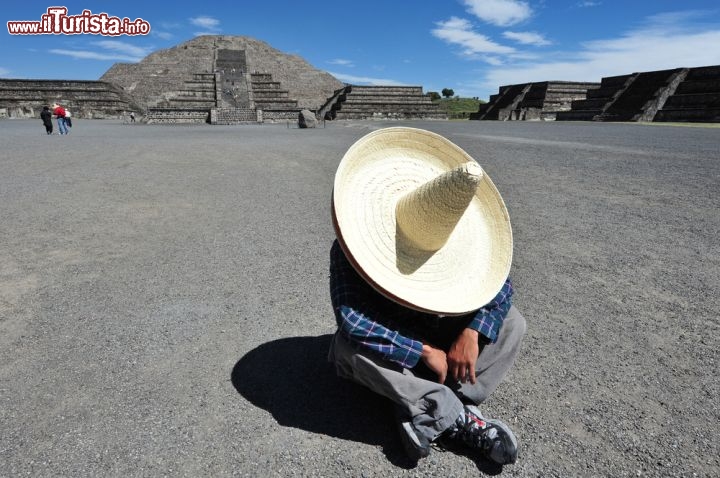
top-left (3, 1), bottom-right (720, 100)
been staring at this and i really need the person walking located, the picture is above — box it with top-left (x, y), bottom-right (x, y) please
top-left (52, 103), bottom-right (68, 135)
top-left (40, 106), bottom-right (53, 135)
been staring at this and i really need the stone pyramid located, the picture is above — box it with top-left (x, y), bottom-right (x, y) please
top-left (101, 35), bottom-right (343, 111)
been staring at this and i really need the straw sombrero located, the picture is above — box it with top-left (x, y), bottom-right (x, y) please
top-left (332, 127), bottom-right (512, 316)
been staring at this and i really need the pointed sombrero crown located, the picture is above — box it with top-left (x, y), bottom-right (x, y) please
top-left (332, 127), bottom-right (513, 315)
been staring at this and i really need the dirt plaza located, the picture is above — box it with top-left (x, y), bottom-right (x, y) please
top-left (1, 119), bottom-right (718, 477)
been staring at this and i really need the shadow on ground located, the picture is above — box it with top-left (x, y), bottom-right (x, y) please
top-left (231, 334), bottom-right (506, 474)
top-left (231, 334), bottom-right (415, 467)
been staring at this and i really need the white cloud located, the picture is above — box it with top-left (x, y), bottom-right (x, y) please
top-left (189, 16), bottom-right (221, 36)
top-left (462, 0), bottom-right (532, 26)
top-left (93, 40), bottom-right (152, 58)
top-left (189, 16), bottom-right (220, 29)
top-left (577, 1), bottom-right (601, 7)
top-left (160, 21), bottom-right (182, 29)
top-left (0, 67), bottom-right (10, 77)
top-left (502, 31), bottom-right (551, 46)
top-left (328, 71), bottom-right (407, 86)
top-left (49, 49), bottom-right (141, 62)
top-left (327, 59), bottom-right (355, 67)
top-left (49, 40), bottom-right (152, 62)
top-left (152, 30), bottom-right (174, 40)
top-left (474, 12), bottom-right (720, 97)
top-left (432, 17), bottom-right (515, 60)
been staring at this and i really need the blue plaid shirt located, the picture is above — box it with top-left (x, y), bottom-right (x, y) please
top-left (330, 240), bottom-right (513, 369)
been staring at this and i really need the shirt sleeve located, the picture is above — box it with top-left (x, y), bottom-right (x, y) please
top-left (330, 241), bottom-right (423, 369)
top-left (466, 278), bottom-right (514, 344)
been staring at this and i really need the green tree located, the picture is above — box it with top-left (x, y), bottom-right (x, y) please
top-left (441, 88), bottom-right (455, 98)
top-left (427, 91), bottom-right (441, 101)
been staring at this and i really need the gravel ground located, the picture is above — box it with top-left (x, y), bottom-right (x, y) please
top-left (0, 118), bottom-right (718, 477)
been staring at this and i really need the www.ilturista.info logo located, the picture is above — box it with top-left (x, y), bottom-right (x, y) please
top-left (7, 7), bottom-right (150, 36)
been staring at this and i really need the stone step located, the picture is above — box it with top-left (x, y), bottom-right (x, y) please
top-left (164, 99), bottom-right (216, 108)
top-left (336, 106), bottom-right (444, 115)
top-left (342, 97), bottom-right (435, 104)
top-left (251, 82), bottom-right (282, 90)
top-left (0, 90), bottom-right (125, 100)
top-left (334, 111), bottom-right (447, 120)
top-left (675, 80), bottom-right (720, 95)
top-left (570, 98), bottom-right (607, 110)
top-left (0, 85), bottom-right (122, 94)
top-left (176, 91), bottom-right (216, 99)
top-left (183, 82), bottom-right (214, 90)
top-left (349, 88), bottom-right (425, 96)
top-left (254, 100), bottom-right (299, 109)
top-left (546, 83), bottom-right (600, 91)
top-left (663, 93), bottom-right (720, 108)
top-left (685, 65), bottom-right (720, 80)
top-left (599, 74), bottom-right (635, 88)
top-left (653, 107), bottom-right (720, 122)
top-left (585, 86), bottom-right (620, 100)
top-left (261, 110), bottom-right (304, 122)
top-left (555, 110), bottom-right (601, 121)
top-left (253, 90), bottom-right (290, 99)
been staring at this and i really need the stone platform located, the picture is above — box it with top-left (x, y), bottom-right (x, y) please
top-left (0, 79), bottom-right (136, 119)
top-left (556, 65), bottom-right (720, 122)
top-left (470, 81), bottom-right (599, 121)
top-left (654, 66), bottom-right (720, 122)
top-left (319, 85), bottom-right (446, 120)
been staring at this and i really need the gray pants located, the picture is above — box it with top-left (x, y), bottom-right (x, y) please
top-left (328, 306), bottom-right (526, 443)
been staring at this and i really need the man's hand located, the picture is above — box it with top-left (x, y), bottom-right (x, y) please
top-left (447, 328), bottom-right (480, 384)
top-left (421, 343), bottom-right (448, 383)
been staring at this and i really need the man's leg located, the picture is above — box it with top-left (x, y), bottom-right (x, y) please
top-left (328, 332), bottom-right (463, 445)
top-left (456, 306), bottom-right (526, 404)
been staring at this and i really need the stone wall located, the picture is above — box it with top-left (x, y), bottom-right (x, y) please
top-left (325, 85), bottom-right (446, 120)
top-left (0, 79), bottom-right (135, 119)
top-left (210, 107), bottom-right (260, 124)
top-left (144, 108), bottom-right (210, 124)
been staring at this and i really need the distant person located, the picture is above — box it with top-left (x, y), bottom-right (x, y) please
top-left (40, 106), bottom-right (53, 135)
top-left (65, 109), bottom-right (73, 128)
top-left (130, 111), bottom-right (136, 123)
top-left (52, 103), bottom-right (68, 135)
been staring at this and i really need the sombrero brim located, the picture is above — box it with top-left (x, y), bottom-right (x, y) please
top-left (332, 127), bottom-right (513, 316)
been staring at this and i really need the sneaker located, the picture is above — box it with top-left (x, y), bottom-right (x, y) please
top-left (441, 405), bottom-right (518, 465)
top-left (396, 415), bottom-right (431, 461)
